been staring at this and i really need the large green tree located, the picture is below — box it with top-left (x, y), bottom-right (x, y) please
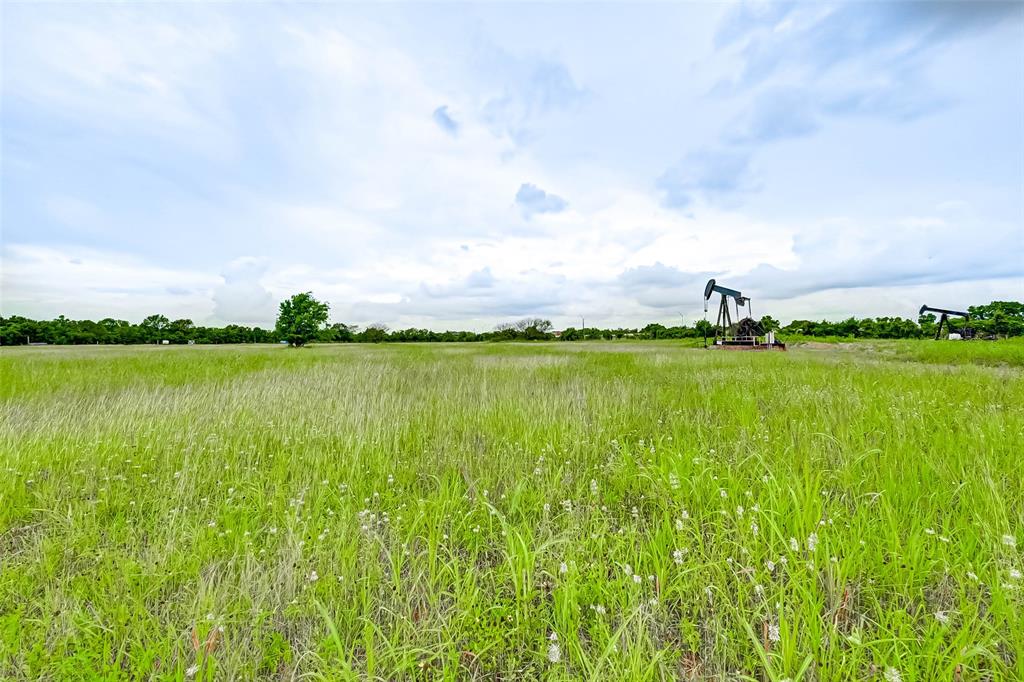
top-left (275, 292), bottom-right (330, 347)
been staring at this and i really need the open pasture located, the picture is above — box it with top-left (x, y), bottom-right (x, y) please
top-left (1, 341), bottom-right (1022, 680)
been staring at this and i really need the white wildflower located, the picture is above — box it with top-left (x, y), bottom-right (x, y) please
top-left (807, 532), bottom-right (818, 551)
top-left (308, 570), bottom-right (319, 582)
top-left (934, 611), bottom-right (950, 624)
top-left (766, 560), bottom-right (776, 572)
top-left (768, 622), bottom-right (780, 643)
top-left (884, 667), bottom-right (901, 682)
top-left (185, 664), bottom-right (199, 678)
top-left (1010, 568), bottom-right (1022, 580)
top-left (559, 562), bottom-right (568, 575)
top-left (720, 489), bottom-right (727, 498)
top-left (547, 641), bottom-right (561, 663)
top-left (632, 574), bottom-right (642, 584)
top-left (590, 479), bottom-right (598, 495)
top-left (673, 548), bottom-right (686, 565)
top-left (925, 528), bottom-right (936, 536)
top-left (1003, 534), bottom-right (1017, 548)
top-left (789, 537), bottom-right (799, 552)
top-left (967, 571), bottom-right (979, 582)
top-left (736, 506), bottom-right (744, 517)
top-left (675, 518), bottom-right (684, 531)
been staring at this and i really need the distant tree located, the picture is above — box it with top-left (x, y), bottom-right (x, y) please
top-left (166, 318), bottom-right (196, 343)
top-left (321, 322), bottom-right (356, 343)
top-left (694, 320), bottom-right (713, 339)
top-left (275, 292), bottom-right (330, 347)
top-left (357, 323), bottom-right (389, 343)
top-left (140, 314), bottom-right (170, 343)
top-left (969, 301), bottom-right (1024, 338)
top-left (514, 318), bottom-right (552, 333)
top-left (918, 312), bottom-right (937, 338)
top-left (514, 318), bottom-right (552, 340)
top-left (759, 315), bottom-right (780, 332)
top-left (641, 323), bottom-right (667, 339)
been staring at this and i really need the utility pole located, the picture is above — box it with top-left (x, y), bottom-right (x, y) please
top-left (679, 313), bottom-right (684, 328)
top-left (581, 315), bottom-right (585, 340)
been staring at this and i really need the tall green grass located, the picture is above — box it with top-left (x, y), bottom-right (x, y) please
top-left (1, 341), bottom-right (1021, 680)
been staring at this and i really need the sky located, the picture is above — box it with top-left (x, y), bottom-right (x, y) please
top-left (2, 1), bottom-right (1022, 331)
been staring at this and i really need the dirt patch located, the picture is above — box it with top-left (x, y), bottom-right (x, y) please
top-left (794, 341), bottom-right (838, 350)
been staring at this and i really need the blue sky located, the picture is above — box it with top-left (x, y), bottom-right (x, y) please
top-left (2, 1), bottom-right (1022, 329)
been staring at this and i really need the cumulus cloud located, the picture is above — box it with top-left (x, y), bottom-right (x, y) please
top-left (0, 244), bottom-right (216, 321)
top-left (421, 267), bottom-right (497, 298)
top-left (726, 87), bottom-right (820, 144)
top-left (515, 183), bottom-right (568, 218)
top-left (212, 257), bottom-right (276, 325)
top-left (2, 4), bottom-right (1019, 331)
top-left (716, 2), bottom-right (1019, 91)
top-left (653, 1), bottom-right (1023, 212)
top-left (713, 1), bottom-right (1021, 127)
top-left (656, 149), bottom-right (758, 209)
top-left (432, 105), bottom-right (459, 135)
top-left (616, 262), bottom-right (713, 309)
top-left (481, 55), bottom-right (588, 144)
top-left (337, 268), bottom-right (572, 326)
top-left (735, 210), bottom-right (1024, 299)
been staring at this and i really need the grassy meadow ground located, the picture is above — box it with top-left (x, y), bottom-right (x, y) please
top-left (1, 340), bottom-right (1022, 681)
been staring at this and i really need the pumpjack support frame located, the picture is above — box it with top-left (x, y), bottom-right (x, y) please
top-left (703, 279), bottom-right (785, 351)
top-left (919, 305), bottom-right (971, 340)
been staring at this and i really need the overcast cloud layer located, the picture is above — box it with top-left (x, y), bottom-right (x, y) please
top-left (2, 2), bottom-right (1022, 330)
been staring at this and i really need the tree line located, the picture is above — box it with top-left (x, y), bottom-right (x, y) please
top-left (1, 299), bottom-right (1021, 346)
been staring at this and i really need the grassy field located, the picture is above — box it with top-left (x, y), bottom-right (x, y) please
top-left (1, 341), bottom-right (1021, 681)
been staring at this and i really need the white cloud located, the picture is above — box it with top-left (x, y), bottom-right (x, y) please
top-left (4, 6), bottom-right (237, 155)
top-left (212, 257), bottom-right (276, 325)
top-left (2, 4), bottom-right (1020, 331)
top-left (1, 245), bottom-right (217, 321)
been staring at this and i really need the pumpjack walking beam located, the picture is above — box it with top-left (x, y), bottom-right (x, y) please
top-left (919, 305), bottom-right (970, 340)
top-left (704, 279), bottom-right (749, 343)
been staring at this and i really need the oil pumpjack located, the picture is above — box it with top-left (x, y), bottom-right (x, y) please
top-left (919, 305), bottom-right (972, 340)
top-left (703, 279), bottom-right (785, 351)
